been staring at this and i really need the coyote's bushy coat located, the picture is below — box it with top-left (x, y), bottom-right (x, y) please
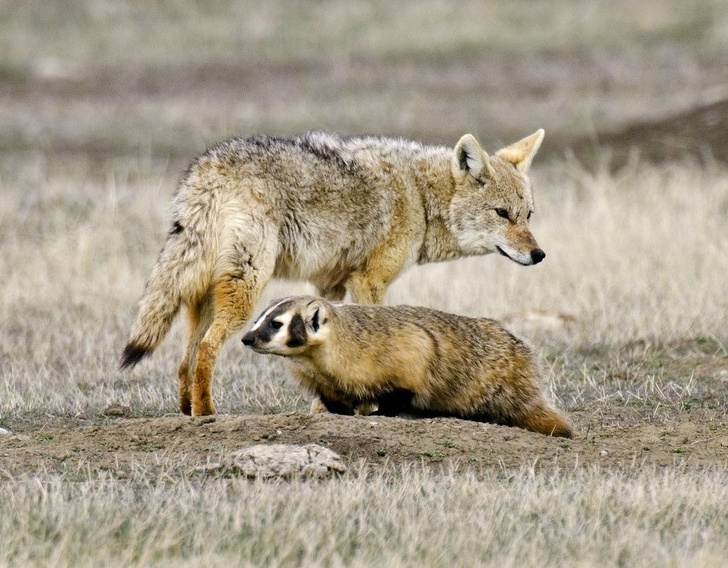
top-left (121, 130), bottom-right (546, 416)
top-left (242, 296), bottom-right (573, 438)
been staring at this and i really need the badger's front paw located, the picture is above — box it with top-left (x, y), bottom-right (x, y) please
top-left (354, 402), bottom-right (379, 416)
top-left (310, 396), bottom-right (329, 414)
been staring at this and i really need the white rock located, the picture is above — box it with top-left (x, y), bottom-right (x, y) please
top-left (200, 443), bottom-right (346, 479)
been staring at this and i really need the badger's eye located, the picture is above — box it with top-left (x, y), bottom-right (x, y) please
top-left (527, 211), bottom-right (533, 221)
top-left (495, 208), bottom-right (509, 219)
top-left (270, 320), bottom-right (283, 329)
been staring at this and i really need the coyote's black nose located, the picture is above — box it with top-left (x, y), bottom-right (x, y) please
top-left (241, 335), bottom-right (254, 346)
top-left (531, 248), bottom-right (546, 264)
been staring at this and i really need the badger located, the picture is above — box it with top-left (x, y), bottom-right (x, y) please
top-left (242, 296), bottom-right (573, 438)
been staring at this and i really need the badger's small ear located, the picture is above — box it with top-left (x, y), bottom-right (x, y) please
top-left (304, 300), bottom-right (328, 333)
top-left (495, 129), bottom-right (544, 173)
top-left (311, 308), bottom-right (321, 332)
top-left (452, 134), bottom-right (494, 183)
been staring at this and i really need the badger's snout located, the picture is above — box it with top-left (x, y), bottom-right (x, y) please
top-left (241, 330), bottom-right (279, 354)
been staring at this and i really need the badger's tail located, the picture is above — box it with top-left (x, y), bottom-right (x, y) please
top-left (518, 403), bottom-right (574, 439)
top-left (120, 221), bottom-right (211, 369)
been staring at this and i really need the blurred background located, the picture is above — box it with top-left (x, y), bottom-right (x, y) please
top-left (2, 0), bottom-right (728, 171)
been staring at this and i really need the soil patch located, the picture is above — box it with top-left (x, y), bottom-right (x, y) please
top-left (559, 97), bottom-right (728, 168)
top-left (2, 408), bottom-right (727, 480)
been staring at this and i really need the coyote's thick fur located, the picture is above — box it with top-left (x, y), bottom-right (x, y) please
top-left (121, 130), bottom-right (546, 416)
top-left (243, 296), bottom-right (573, 438)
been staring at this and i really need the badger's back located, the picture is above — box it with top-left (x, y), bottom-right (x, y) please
top-left (328, 303), bottom-right (573, 437)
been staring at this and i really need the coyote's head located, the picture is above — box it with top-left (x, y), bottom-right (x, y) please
top-left (449, 130), bottom-right (545, 266)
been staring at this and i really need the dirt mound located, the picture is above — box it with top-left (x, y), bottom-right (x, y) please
top-left (561, 97), bottom-right (728, 168)
top-left (2, 409), bottom-right (727, 480)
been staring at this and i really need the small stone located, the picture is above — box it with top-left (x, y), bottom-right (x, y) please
top-left (0, 427), bottom-right (12, 436)
top-left (600, 450), bottom-right (608, 457)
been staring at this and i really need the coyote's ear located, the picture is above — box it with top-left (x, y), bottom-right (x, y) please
top-left (495, 129), bottom-right (544, 173)
top-left (452, 134), bottom-right (494, 183)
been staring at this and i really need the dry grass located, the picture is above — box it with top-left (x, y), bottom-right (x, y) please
top-left (2, 464), bottom-right (728, 567)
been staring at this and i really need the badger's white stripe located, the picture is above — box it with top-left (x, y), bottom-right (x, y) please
top-left (250, 297), bottom-right (291, 331)
top-left (269, 312), bottom-right (294, 345)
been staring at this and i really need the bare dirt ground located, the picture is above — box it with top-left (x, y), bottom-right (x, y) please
top-left (3, 338), bottom-right (727, 478)
top-left (3, 409), bottom-right (728, 480)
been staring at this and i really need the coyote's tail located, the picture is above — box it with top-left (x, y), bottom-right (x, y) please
top-left (120, 227), bottom-right (209, 369)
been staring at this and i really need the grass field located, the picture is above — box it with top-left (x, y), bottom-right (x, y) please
top-left (2, 1), bottom-right (728, 566)
top-left (3, 466), bottom-right (728, 567)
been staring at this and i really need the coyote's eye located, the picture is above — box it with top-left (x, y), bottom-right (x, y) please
top-left (270, 320), bottom-right (283, 329)
top-left (495, 208), bottom-right (509, 219)
top-left (527, 211), bottom-right (533, 221)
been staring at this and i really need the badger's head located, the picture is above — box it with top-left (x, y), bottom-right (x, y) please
top-left (241, 296), bottom-right (330, 356)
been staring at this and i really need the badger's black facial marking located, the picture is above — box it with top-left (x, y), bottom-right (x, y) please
top-left (249, 319), bottom-right (284, 344)
top-left (253, 326), bottom-right (274, 344)
top-left (286, 314), bottom-right (307, 348)
top-left (170, 220), bottom-right (183, 235)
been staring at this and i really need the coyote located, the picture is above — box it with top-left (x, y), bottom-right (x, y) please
top-left (121, 129), bottom-right (546, 416)
top-left (242, 296), bottom-right (573, 438)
